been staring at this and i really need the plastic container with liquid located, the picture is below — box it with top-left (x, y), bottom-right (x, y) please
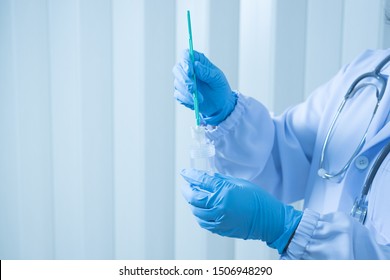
top-left (190, 126), bottom-right (215, 174)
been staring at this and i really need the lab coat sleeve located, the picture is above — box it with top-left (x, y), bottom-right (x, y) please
top-left (206, 55), bottom-right (353, 203)
top-left (282, 209), bottom-right (390, 259)
top-left (206, 91), bottom-right (327, 203)
top-left (205, 94), bottom-right (276, 182)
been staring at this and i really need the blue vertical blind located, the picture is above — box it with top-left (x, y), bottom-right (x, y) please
top-left (0, 0), bottom-right (386, 259)
top-left (0, 0), bottom-right (175, 259)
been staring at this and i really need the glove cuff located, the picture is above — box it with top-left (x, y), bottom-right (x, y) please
top-left (202, 92), bottom-right (238, 126)
top-left (267, 206), bottom-right (303, 254)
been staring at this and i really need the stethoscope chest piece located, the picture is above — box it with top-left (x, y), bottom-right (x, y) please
top-left (350, 196), bottom-right (368, 224)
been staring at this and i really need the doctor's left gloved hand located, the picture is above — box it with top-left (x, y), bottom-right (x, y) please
top-left (181, 169), bottom-right (303, 253)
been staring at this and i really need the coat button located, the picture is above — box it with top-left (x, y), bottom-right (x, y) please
top-left (355, 155), bottom-right (369, 170)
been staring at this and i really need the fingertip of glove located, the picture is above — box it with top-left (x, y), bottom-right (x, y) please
top-left (180, 168), bottom-right (191, 182)
top-left (172, 63), bottom-right (179, 75)
top-left (180, 49), bottom-right (192, 62)
top-left (194, 61), bottom-right (215, 82)
top-left (193, 61), bottom-right (204, 72)
top-left (181, 168), bottom-right (198, 178)
top-left (181, 168), bottom-right (209, 183)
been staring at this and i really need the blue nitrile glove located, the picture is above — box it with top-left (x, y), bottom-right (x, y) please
top-left (180, 169), bottom-right (303, 254)
top-left (172, 49), bottom-right (238, 126)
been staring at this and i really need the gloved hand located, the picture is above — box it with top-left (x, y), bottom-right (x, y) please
top-left (181, 169), bottom-right (303, 254)
top-left (172, 49), bottom-right (238, 126)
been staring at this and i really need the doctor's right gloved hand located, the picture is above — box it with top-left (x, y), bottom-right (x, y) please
top-left (172, 50), bottom-right (238, 126)
top-left (181, 169), bottom-right (303, 254)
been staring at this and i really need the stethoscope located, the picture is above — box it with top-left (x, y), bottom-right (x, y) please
top-left (317, 54), bottom-right (390, 224)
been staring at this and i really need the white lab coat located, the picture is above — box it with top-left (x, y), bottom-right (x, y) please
top-left (206, 49), bottom-right (390, 259)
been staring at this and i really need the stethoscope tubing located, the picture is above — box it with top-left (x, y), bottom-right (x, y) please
top-left (318, 55), bottom-right (390, 180)
top-left (361, 141), bottom-right (390, 196)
